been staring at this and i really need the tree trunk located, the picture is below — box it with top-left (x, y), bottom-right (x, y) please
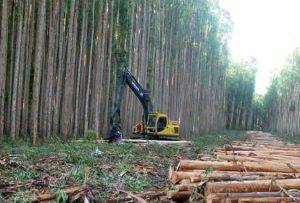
top-left (94, 0), bottom-right (105, 136)
top-left (102, 0), bottom-right (114, 136)
top-left (16, 0), bottom-right (29, 139)
top-left (44, 0), bottom-right (59, 139)
top-left (61, 0), bottom-right (77, 141)
top-left (206, 192), bottom-right (296, 202)
top-left (205, 179), bottom-right (300, 195)
top-left (0, 0), bottom-right (8, 137)
top-left (32, 0), bottom-right (46, 144)
top-left (74, 0), bottom-right (87, 138)
top-left (169, 169), bottom-right (300, 184)
top-left (11, 1), bottom-right (24, 140)
top-left (178, 160), bottom-right (300, 173)
top-left (53, 0), bottom-right (66, 136)
top-left (21, 0), bottom-right (35, 136)
top-left (84, 0), bottom-right (96, 134)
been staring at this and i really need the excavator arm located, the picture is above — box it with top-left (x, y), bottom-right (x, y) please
top-left (109, 64), bottom-right (153, 141)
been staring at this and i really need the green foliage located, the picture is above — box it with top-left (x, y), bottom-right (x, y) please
top-left (57, 191), bottom-right (68, 203)
top-left (122, 174), bottom-right (151, 192)
top-left (168, 183), bottom-right (176, 190)
top-left (226, 60), bottom-right (257, 130)
top-left (68, 166), bottom-right (87, 183)
top-left (251, 94), bottom-right (266, 130)
top-left (13, 168), bottom-right (39, 181)
top-left (10, 192), bottom-right (33, 203)
top-left (85, 130), bottom-right (97, 141)
top-left (266, 47), bottom-right (300, 100)
top-left (204, 167), bottom-right (214, 176)
top-left (264, 47), bottom-right (300, 133)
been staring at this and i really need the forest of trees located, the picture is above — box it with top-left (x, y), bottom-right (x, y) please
top-left (225, 47), bottom-right (300, 135)
top-left (0, 0), bottom-right (232, 143)
top-left (265, 47), bottom-right (300, 135)
top-left (225, 60), bottom-right (261, 130)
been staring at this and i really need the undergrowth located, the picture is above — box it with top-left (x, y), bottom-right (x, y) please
top-left (0, 130), bottom-right (246, 201)
top-left (194, 130), bottom-right (247, 151)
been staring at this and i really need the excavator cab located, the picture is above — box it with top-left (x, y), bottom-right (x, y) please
top-left (133, 112), bottom-right (179, 138)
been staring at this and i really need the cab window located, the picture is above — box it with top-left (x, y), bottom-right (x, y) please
top-left (148, 115), bottom-right (156, 127)
top-left (157, 117), bottom-right (167, 132)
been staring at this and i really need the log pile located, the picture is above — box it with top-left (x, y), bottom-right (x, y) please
top-left (167, 132), bottom-right (300, 202)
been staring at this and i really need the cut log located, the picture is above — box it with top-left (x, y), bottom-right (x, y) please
top-left (206, 191), bottom-right (289, 202)
top-left (121, 139), bottom-right (193, 145)
top-left (73, 139), bottom-right (193, 145)
top-left (172, 167), bottom-right (300, 183)
top-left (237, 197), bottom-right (295, 203)
top-left (32, 187), bottom-right (85, 202)
top-left (223, 144), bottom-right (300, 151)
top-left (169, 187), bottom-right (299, 202)
top-left (219, 150), bottom-right (300, 158)
top-left (190, 173), bottom-right (299, 183)
top-left (205, 179), bottom-right (300, 195)
top-left (178, 160), bottom-right (300, 173)
top-left (175, 183), bottom-right (200, 191)
top-left (217, 153), bottom-right (300, 164)
top-left (167, 190), bottom-right (190, 201)
top-left (216, 154), bottom-right (300, 167)
top-left (170, 169), bottom-right (300, 184)
top-left (221, 146), bottom-right (256, 151)
top-left (170, 170), bottom-right (204, 184)
top-left (216, 154), bottom-right (277, 162)
top-left (190, 172), bottom-right (300, 183)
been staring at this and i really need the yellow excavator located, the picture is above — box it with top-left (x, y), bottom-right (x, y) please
top-left (108, 63), bottom-right (179, 142)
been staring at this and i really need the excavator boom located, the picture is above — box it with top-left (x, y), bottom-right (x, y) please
top-left (108, 63), bottom-right (179, 141)
top-left (109, 64), bottom-right (152, 140)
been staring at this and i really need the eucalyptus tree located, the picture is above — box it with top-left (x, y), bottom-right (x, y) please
top-left (226, 60), bottom-right (257, 130)
top-left (0, 0), bottom-right (8, 137)
top-left (0, 0), bottom-right (232, 142)
top-left (265, 48), bottom-right (300, 135)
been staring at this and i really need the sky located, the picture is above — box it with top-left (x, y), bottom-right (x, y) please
top-left (220, 0), bottom-right (300, 94)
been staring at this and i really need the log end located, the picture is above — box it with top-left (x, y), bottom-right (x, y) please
top-left (169, 167), bottom-right (179, 184)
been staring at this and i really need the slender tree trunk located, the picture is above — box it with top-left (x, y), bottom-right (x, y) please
top-left (53, 0), bottom-right (66, 136)
top-left (103, 0), bottom-right (114, 136)
top-left (32, 0), bottom-right (46, 145)
top-left (44, 0), bottom-right (59, 139)
top-left (5, 1), bottom-right (16, 135)
top-left (0, 0), bottom-right (8, 137)
top-left (84, 0), bottom-right (96, 134)
top-left (16, 0), bottom-right (29, 139)
top-left (21, 0), bottom-right (35, 136)
top-left (94, 0), bottom-right (105, 136)
top-left (61, 0), bottom-right (76, 141)
top-left (74, 0), bottom-right (87, 138)
top-left (11, 1), bottom-right (24, 140)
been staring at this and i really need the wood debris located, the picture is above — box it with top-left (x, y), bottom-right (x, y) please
top-left (167, 131), bottom-right (300, 202)
top-left (73, 139), bottom-right (193, 145)
top-left (32, 186), bottom-right (86, 202)
top-left (121, 139), bottom-right (193, 145)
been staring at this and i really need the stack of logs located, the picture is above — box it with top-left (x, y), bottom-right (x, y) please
top-left (167, 132), bottom-right (300, 202)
